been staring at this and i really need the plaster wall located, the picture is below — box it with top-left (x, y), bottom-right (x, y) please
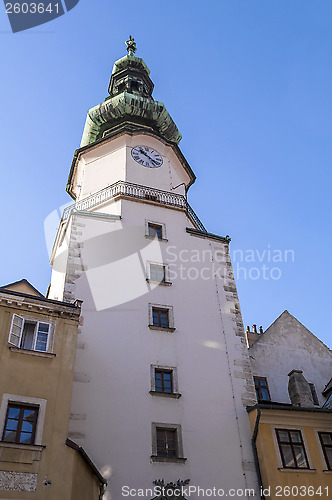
top-left (74, 133), bottom-right (190, 200)
top-left (248, 409), bottom-right (332, 499)
top-left (65, 197), bottom-right (258, 499)
top-left (0, 296), bottom-right (96, 499)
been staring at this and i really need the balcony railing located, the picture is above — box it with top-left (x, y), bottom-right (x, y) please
top-left (62, 180), bottom-right (207, 232)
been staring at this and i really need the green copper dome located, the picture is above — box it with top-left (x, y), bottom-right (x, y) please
top-left (80, 37), bottom-right (182, 147)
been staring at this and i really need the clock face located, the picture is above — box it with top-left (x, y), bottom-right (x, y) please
top-left (131, 146), bottom-right (163, 168)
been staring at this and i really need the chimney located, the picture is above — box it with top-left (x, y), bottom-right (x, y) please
top-left (245, 325), bottom-right (260, 348)
top-left (288, 370), bottom-right (314, 407)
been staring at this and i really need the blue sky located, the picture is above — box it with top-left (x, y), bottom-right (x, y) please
top-left (0, 1), bottom-right (331, 348)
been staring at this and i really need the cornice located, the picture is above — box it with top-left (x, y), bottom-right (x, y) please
top-left (66, 126), bottom-right (195, 199)
top-left (0, 290), bottom-right (81, 320)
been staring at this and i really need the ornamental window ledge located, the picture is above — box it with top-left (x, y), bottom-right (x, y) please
top-left (277, 467), bottom-right (316, 473)
top-left (148, 325), bottom-right (176, 333)
top-left (150, 455), bottom-right (187, 464)
top-left (146, 279), bottom-right (172, 286)
top-left (149, 391), bottom-right (181, 399)
top-left (0, 442), bottom-right (45, 464)
top-left (9, 347), bottom-right (56, 358)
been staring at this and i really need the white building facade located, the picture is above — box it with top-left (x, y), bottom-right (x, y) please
top-left (49, 39), bottom-right (258, 499)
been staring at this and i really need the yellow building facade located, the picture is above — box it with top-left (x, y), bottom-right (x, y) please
top-left (248, 404), bottom-right (332, 500)
top-left (0, 280), bottom-right (106, 499)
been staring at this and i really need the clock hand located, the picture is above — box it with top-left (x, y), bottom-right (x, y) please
top-left (139, 149), bottom-right (155, 163)
top-left (139, 148), bottom-right (149, 157)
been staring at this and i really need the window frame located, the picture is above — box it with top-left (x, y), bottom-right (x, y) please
top-left (253, 376), bottom-right (271, 402)
top-left (2, 403), bottom-right (39, 445)
top-left (145, 220), bottom-right (167, 241)
top-left (156, 428), bottom-right (177, 458)
top-left (275, 428), bottom-right (310, 470)
top-left (0, 394), bottom-right (47, 447)
top-left (323, 393), bottom-right (332, 409)
top-left (151, 422), bottom-right (186, 463)
top-left (8, 314), bottom-right (52, 353)
top-left (153, 307), bottom-right (169, 328)
top-left (149, 304), bottom-right (175, 332)
top-left (309, 383), bottom-right (320, 406)
top-left (318, 431), bottom-right (332, 471)
top-left (147, 262), bottom-right (171, 285)
top-left (155, 368), bottom-right (173, 394)
top-left (150, 364), bottom-right (180, 398)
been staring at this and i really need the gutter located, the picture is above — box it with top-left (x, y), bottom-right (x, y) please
top-left (251, 408), bottom-right (265, 500)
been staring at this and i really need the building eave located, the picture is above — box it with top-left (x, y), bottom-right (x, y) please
top-left (1, 279), bottom-right (44, 297)
top-left (246, 403), bottom-right (332, 414)
top-left (0, 288), bottom-right (81, 312)
top-left (186, 227), bottom-right (231, 244)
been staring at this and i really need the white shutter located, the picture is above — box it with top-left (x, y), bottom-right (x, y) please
top-left (9, 314), bottom-right (24, 347)
top-left (34, 322), bottom-right (50, 352)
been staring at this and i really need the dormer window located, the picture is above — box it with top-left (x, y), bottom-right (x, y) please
top-left (309, 383), bottom-right (319, 406)
top-left (254, 376), bottom-right (271, 402)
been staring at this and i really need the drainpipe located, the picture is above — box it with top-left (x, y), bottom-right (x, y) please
top-left (99, 483), bottom-right (107, 500)
top-left (251, 408), bottom-right (265, 500)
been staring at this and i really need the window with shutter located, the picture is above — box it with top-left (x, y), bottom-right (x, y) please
top-left (9, 315), bottom-right (24, 347)
top-left (35, 322), bottom-right (50, 352)
top-left (8, 315), bottom-right (51, 353)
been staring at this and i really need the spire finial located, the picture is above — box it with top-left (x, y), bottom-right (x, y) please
top-left (125, 36), bottom-right (137, 56)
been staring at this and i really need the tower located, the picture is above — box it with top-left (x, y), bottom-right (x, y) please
top-left (49, 38), bottom-right (258, 499)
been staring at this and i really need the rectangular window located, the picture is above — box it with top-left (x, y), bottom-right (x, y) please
top-left (149, 304), bottom-right (174, 332)
top-left (35, 323), bottom-right (50, 351)
top-left (151, 423), bottom-right (185, 462)
top-left (2, 403), bottom-right (39, 445)
top-left (156, 428), bottom-right (177, 458)
top-left (149, 264), bottom-right (166, 283)
top-left (309, 383), bottom-right (319, 406)
top-left (152, 307), bottom-right (169, 328)
top-left (155, 369), bottom-right (173, 394)
top-left (21, 322), bottom-right (35, 350)
top-left (276, 429), bottom-right (309, 469)
top-left (254, 376), bottom-right (271, 402)
top-left (318, 432), bottom-right (332, 470)
top-left (9, 315), bottom-right (51, 352)
top-left (150, 365), bottom-right (180, 398)
top-left (148, 223), bottom-right (163, 239)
